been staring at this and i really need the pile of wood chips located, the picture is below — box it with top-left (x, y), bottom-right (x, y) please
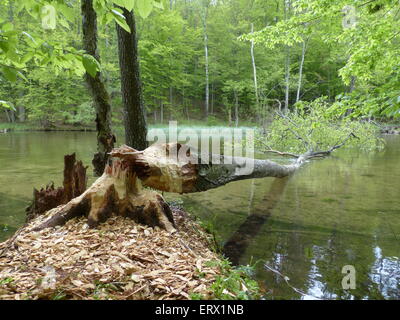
top-left (0, 207), bottom-right (222, 300)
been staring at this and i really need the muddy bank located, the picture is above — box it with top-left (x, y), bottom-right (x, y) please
top-left (381, 125), bottom-right (400, 135)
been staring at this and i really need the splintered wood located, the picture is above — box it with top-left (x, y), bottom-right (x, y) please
top-left (0, 208), bottom-right (220, 300)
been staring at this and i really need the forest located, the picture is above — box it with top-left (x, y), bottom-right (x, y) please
top-left (0, 0), bottom-right (400, 302)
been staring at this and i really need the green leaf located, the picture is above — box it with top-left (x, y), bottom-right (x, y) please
top-left (82, 54), bottom-right (100, 78)
top-left (1, 22), bottom-right (14, 32)
top-left (57, 4), bottom-right (76, 22)
top-left (21, 32), bottom-right (37, 46)
top-left (112, 10), bottom-right (131, 32)
top-left (21, 52), bottom-right (35, 64)
top-left (113, 0), bottom-right (135, 11)
top-left (124, 0), bottom-right (135, 11)
top-left (152, 0), bottom-right (163, 9)
top-left (136, 0), bottom-right (153, 19)
top-left (113, 0), bottom-right (128, 7)
top-left (0, 100), bottom-right (16, 111)
top-left (17, 71), bottom-right (28, 82)
top-left (2, 66), bottom-right (17, 82)
top-left (0, 39), bottom-right (10, 52)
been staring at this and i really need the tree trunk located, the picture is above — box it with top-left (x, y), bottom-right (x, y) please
top-left (26, 153), bottom-right (87, 222)
top-left (169, 87), bottom-right (173, 111)
top-left (284, 46), bottom-right (290, 113)
top-left (234, 90), bottom-right (239, 127)
top-left (116, 8), bottom-right (148, 150)
top-left (160, 100), bottom-right (164, 124)
top-left (296, 38), bottom-right (308, 103)
top-left (4, 110), bottom-right (11, 123)
top-left (81, 0), bottom-right (115, 176)
top-left (210, 83), bottom-right (214, 115)
top-left (18, 106), bottom-right (25, 122)
top-left (34, 135), bottom-right (352, 233)
top-left (284, 0), bottom-right (291, 114)
top-left (250, 23), bottom-right (260, 120)
top-left (202, 8), bottom-right (209, 120)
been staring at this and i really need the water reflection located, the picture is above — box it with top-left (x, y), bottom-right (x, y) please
top-left (223, 177), bottom-right (290, 265)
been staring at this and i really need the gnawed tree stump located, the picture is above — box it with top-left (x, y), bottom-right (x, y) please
top-left (35, 137), bottom-right (353, 233)
top-left (34, 145), bottom-right (176, 233)
top-left (26, 153), bottom-right (87, 222)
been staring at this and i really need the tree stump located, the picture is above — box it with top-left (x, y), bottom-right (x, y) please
top-left (26, 153), bottom-right (87, 222)
top-left (34, 145), bottom-right (176, 233)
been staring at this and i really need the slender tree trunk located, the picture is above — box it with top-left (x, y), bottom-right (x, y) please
top-left (296, 38), bottom-right (308, 103)
top-left (210, 83), bottom-right (214, 115)
top-left (18, 106), bottom-right (25, 122)
top-left (234, 91), bottom-right (239, 127)
top-left (349, 76), bottom-right (356, 93)
top-left (202, 7), bottom-right (209, 120)
top-left (81, 0), bottom-right (115, 176)
top-left (169, 87), bottom-right (173, 110)
top-left (4, 110), bottom-right (11, 123)
top-left (250, 23), bottom-right (260, 120)
top-left (160, 100), bottom-right (164, 124)
top-left (116, 8), bottom-right (148, 150)
top-left (284, 1), bottom-right (291, 114)
top-left (9, 110), bottom-right (15, 123)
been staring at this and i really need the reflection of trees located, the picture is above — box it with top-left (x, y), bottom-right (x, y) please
top-left (0, 192), bottom-right (28, 242)
top-left (181, 136), bottom-right (400, 299)
top-left (223, 177), bottom-right (289, 265)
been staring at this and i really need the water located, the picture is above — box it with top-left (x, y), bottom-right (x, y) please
top-left (0, 131), bottom-right (399, 299)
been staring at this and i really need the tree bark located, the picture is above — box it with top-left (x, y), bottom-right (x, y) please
top-left (26, 153), bottom-right (87, 222)
top-left (250, 23), bottom-right (260, 120)
top-left (202, 6), bottom-right (210, 120)
top-left (81, 0), bottom-right (115, 176)
top-left (234, 90), bottom-right (239, 127)
top-left (116, 8), bottom-right (148, 150)
top-left (296, 38), bottom-right (308, 103)
top-left (284, 0), bottom-right (291, 113)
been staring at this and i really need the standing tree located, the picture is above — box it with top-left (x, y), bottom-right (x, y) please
top-left (81, 0), bottom-right (116, 176)
top-left (116, 7), bottom-right (148, 150)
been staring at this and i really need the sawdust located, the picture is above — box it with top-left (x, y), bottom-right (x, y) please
top-left (0, 207), bottom-right (222, 300)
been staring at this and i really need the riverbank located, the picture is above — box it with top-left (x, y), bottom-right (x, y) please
top-left (1, 121), bottom-right (400, 135)
top-left (0, 205), bottom-right (260, 300)
top-left (0, 119), bottom-right (259, 134)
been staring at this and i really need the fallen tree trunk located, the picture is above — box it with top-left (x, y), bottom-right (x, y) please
top-left (35, 136), bottom-right (353, 232)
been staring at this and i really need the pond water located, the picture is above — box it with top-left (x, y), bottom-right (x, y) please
top-left (0, 131), bottom-right (399, 300)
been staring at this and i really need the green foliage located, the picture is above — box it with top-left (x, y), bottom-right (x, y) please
top-left (82, 54), bottom-right (101, 78)
top-left (258, 98), bottom-right (384, 154)
top-left (193, 258), bottom-right (261, 300)
top-left (0, 277), bottom-right (14, 285)
top-left (242, 0), bottom-right (400, 119)
top-left (1, 0), bottom-right (399, 126)
top-left (0, 99), bottom-right (15, 111)
top-left (62, 101), bottom-right (96, 126)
